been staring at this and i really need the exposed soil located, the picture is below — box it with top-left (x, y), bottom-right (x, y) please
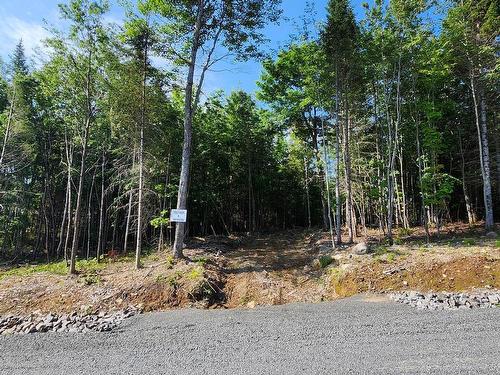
top-left (0, 223), bottom-right (499, 315)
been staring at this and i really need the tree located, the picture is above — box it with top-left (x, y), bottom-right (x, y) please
top-left (139, 0), bottom-right (281, 258)
top-left (53, 0), bottom-right (110, 274)
top-left (442, 0), bottom-right (498, 230)
top-left (321, 0), bottom-right (360, 243)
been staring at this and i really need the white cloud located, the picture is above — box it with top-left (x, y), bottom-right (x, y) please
top-left (0, 16), bottom-right (50, 59)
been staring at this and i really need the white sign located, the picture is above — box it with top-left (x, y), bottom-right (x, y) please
top-left (170, 209), bottom-right (187, 223)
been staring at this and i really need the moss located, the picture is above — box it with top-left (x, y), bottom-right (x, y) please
top-left (319, 255), bottom-right (334, 268)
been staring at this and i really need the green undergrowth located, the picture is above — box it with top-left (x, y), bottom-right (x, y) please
top-left (0, 258), bottom-right (107, 281)
top-left (373, 246), bottom-right (404, 263)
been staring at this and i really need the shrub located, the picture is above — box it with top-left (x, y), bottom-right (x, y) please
top-left (319, 255), bottom-right (334, 268)
top-left (386, 253), bottom-right (396, 263)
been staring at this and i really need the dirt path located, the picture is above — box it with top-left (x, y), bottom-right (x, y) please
top-left (224, 231), bottom-right (317, 273)
top-left (221, 231), bottom-right (330, 307)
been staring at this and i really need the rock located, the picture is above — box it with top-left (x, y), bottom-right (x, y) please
top-left (485, 231), bottom-right (497, 239)
top-left (351, 242), bottom-right (370, 255)
top-left (246, 301), bottom-right (257, 309)
top-left (390, 290), bottom-right (500, 310)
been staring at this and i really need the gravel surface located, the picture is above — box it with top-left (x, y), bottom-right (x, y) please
top-left (390, 290), bottom-right (500, 310)
top-left (0, 307), bottom-right (141, 335)
top-left (1, 296), bottom-right (499, 375)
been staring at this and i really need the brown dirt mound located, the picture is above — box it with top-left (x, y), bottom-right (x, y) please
top-left (331, 255), bottom-right (500, 297)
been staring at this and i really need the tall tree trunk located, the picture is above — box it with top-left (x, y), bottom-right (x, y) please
top-left (135, 32), bottom-right (149, 269)
top-left (124, 151), bottom-right (136, 254)
top-left (0, 87), bottom-right (15, 171)
top-left (459, 134), bottom-right (476, 225)
top-left (386, 58), bottom-right (402, 245)
top-left (321, 119), bottom-right (335, 249)
top-left (69, 47), bottom-right (94, 275)
top-left (471, 76), bottom-right (494, 230)
top-left (312, 121), bottom-right (329, 231)
top-left (69, 117), bottom-right (91, 274)
top-left (173, 1), bottom-right (204, 259)
top-left (343, 100), bottom-right (353, 243)
top-left (86, 169), bottom-right (96, 260)
top-left (96, 150), bottom-right (106, 262)
top-left (304, 155), bottom-right (311, 228)
top-left (398, 145), bottom-right (409, 229)
top-left (335, 113), bottom-right (342, 244)
top-left (57, 136), bottom-right (72, 259)
top-left (416, 119), bottom-right (430, 242)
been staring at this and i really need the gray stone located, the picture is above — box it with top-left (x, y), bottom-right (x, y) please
top-left (352, 242), bottom-right (370, 255)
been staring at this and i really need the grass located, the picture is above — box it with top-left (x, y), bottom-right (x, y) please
top-left (463, 238), bottom-right (476, 246)
top-left (373, 246), bottom-right (403, 263)
top-left (0, 258), bottom-right (107, 281)
top-left (187, 265), bottom-right (205, 280)
top-left (495, 240), bottom-right (500, 249)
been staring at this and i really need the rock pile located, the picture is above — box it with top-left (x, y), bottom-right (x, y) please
top-left (0, 306), bottom-right (141, 335)
top-left (390, 291), bottom-right (500, 310)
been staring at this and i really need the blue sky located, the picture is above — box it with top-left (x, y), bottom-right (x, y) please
top-left (0, 0), bottom-right (369, 94)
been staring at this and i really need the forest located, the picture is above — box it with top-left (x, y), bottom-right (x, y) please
top-left (0, 0), bottom-right (498, 275)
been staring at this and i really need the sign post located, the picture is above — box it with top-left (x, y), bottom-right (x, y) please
top-left (170, 209), bottom-right (187, 223)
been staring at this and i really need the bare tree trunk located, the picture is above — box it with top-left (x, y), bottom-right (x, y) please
top-left (416, 118), bottom-right (430, 242)
top-left (123, 196), bottom-right (133, 253)
top-left (173, 1), bottom-right (204, 259)
top-left (304, 155), bottom-right (311, 228)
top-left (69, 117), bottom-right (91, 274)
top-left (96, 150), bottom-right (106, 261)
top-left (86, 169), bottom-right (96, 260)
top-left (459, 134), bottom-right (476, 225)
top-left (343, 101), bottom-right (353, 243)
top-left (494, 113), bottom-right (500, 194)
top-left (322, 119), bottom-right (335, 249)
top-left (386, 58), bottom-right (402, 245)
top-left (69, 47), bottom-right (94, 274)
top-left (123, 152), bottom-right (136, 254)
top-left (135, 32), bottom-right (149, 269)
top-left (335, 117), bottom-right (342, 244)
top-left (0, 86), bottom-right (15, 171)
top-left (158, 155), bottom-right (170, 252)
top-left (399, 145), bottom-right (409, 229)
top-left (312, 122), bottom-right (329, 231)
top-left (471, 76), bottom-right (494, 230)
top-left (57, 136), bottom-right (72, 259)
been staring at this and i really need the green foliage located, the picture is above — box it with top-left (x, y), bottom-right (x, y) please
top-left (421, 165), bottom-right (459, 208)
top-left (319, 255), bottom-right (334, 268)
top-left (463, 238), bottom-right (476, 246)
top-left (150, 210), bottom-right (170, 229)
top-left (495, 240), bottom-right (500, 249)
top-left (186, 265), bottom-right (204, 281)
top-left (0, 259), bottom-right (106, 281)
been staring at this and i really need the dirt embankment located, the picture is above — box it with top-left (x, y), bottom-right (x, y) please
top-left (0, 225), bottom-right (499, 315)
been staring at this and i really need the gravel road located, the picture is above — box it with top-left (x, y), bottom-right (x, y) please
top-left (1, 296), bottom-right (499, 375)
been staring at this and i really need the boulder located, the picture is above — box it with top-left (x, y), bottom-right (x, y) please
top-left (485, 231), bottom-right (497, 239)
top-left (351, 242), bottom-right (370, 255)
